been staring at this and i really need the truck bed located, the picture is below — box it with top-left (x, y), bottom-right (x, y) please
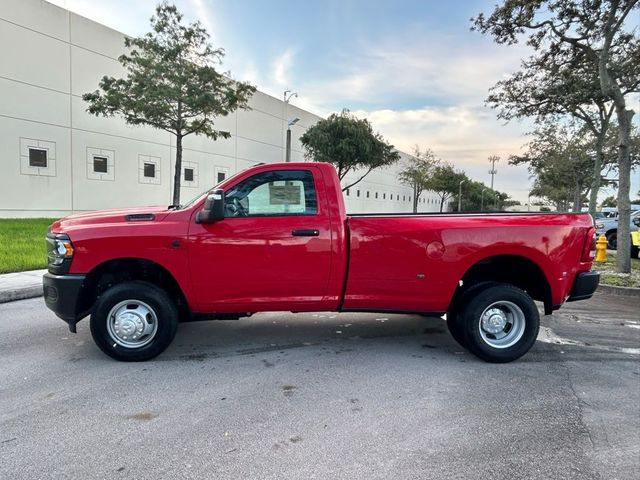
top-left (342, 212), bottom-right (594, 312)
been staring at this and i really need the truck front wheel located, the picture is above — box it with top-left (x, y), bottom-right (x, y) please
top-left (456, 284), bottom-right (539, 363)
top-left (90, 281), bottom-right (178, 361)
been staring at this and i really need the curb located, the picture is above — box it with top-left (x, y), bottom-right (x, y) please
top-left (0, 286), bottom-right (43, 304)
top-left (597, 284), bottom-right (640, 297)
top-left (0, 269), bottom-right (48, 304)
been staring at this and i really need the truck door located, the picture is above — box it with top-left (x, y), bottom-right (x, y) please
top-left (188, 167), bottom-right (334, 312)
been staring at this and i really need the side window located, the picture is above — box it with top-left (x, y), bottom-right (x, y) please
top-left (224, 170), bottom-right (318, 217)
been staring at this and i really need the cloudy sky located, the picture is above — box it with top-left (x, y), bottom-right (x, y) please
top-left (49, 0), bottom-right (639, 203)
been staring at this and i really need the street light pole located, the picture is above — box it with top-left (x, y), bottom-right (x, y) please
top-left (488, 155), bottom-right (499, 190)
top-left (458, 180), bottom-right (466, 212)
top-left (285, 117), bottom-right (300, 162)
top-left (283, 90), bottom-right (298, 161)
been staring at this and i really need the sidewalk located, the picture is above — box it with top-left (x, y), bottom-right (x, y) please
top-left (0, 269), bottom-right (46, 303)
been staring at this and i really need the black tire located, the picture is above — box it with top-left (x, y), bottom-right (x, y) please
top-left (446, 281), bottom-right (500, 348)
top-left (90, 281), bottom-right (179, 361)
top-left (606, 231), bottom-right (617, 250)
top-left (456, 284), bottom-right (539, 363)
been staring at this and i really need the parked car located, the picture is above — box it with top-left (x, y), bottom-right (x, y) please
top-left (595, 210), bottom-right (640, 256)
top-left (43, 162), bottom-right (599, 363)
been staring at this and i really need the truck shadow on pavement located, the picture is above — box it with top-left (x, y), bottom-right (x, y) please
top-left (160, 312), bottom-right (465, 362)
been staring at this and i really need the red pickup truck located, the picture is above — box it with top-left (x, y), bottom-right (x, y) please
top-left (43, 162), bottom-right (599, 363)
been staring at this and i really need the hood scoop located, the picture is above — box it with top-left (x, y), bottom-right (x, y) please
top-left (126, 213), bottom-right (156, 222)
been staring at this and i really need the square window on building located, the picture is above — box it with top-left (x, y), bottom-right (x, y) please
top-left (184, 168), bottom-right (194, 182)
top-left (87, 147), bottom-right (115, 181)
top-left (28, 148), bottom-right (47, 168)
top-left (217, 172), bottom-right (226, 183)
top-left (383, 193), bottom-right (386, 200)
top-left (403, 195), bottom-right (406, 202)
top-left (143, 162), bottom-right (156, 178)
top-left (20, 138), bottom-right (56, 177)
top-left (93, 156), bottom-right (108, 173)
top-left (357, 190), bottom-right (361, 197)
top-left (375, 192), bottom-right (378, 199)
top-left (346, 189), bottom-right (350, 196)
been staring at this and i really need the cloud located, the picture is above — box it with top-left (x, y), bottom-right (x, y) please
top-left (271, 49), bottom-right (295, 87)
top-left (295, 32), bottom-right (530, 113)
top-left (187, 0), bottom-right (216, 38)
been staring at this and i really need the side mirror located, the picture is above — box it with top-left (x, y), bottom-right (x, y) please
top-left (196, 189), bottom-right (225, 224)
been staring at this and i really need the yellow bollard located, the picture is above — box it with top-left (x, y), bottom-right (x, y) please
top-left (595, 234), bottom-right (607, 262)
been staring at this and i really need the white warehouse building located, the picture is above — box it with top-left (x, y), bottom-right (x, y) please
top-left (0, 0), bottom-right (448, 218)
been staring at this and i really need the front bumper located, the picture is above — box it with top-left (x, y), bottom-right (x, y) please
top-left (43, 273), bottom-right (86, 332)
top-left (567, 271), bottom-right (600, 302)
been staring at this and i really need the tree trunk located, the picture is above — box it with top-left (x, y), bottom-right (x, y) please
top-left (588, 132), bottom-right (606, 216)
top-left (573, 181), bottom-right (582, 213)
top-left (413, 184), bottom-right (419, 213)
top-left (597, 13), bottom-right (633, 273)
top-left (439, 196), bottom-right (444, 212)
top-left (173, 134), bottom-right (183, 206)
top-left (614, 107), bottom-right (634, 273)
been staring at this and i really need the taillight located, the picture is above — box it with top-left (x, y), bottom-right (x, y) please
top-left (582, 227), bottom-right (596, 262)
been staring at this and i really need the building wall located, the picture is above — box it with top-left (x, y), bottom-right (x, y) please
top-left (0, 0), bottom-right (448, 218)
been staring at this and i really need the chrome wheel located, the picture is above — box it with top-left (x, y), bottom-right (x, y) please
top-left (478, 301), bottom-right (526, 349)
top-left (106, 300), bottom-right (158, 348)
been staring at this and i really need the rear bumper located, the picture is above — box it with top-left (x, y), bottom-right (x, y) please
top-left (567, 271), bottom-right (600, 302)
top-left (43, 273), bottom-right (86, 332)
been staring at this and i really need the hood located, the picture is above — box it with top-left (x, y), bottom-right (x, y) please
top-left (51, 205), bottom-right (173, 232)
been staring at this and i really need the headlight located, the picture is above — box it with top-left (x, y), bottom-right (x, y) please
top-left (595, 223), bottom-right (604, 230)
top-left (46, 233), bottom-right (74, 269)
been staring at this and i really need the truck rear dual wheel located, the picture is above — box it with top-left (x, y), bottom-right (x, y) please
top-left (447, 283), bottom-right (539, 363)
top-left (90, 281), bottom-right (178, 361)
top-left (447, 281), bottom-right (499, 348)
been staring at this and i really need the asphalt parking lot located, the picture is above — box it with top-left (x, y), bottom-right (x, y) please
top-left (1, 292), bottom-right (638, 480)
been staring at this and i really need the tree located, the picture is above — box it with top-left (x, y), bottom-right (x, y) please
top-left (486, 52), bottom-right (618, 216)
top-left (510, 121), bottom-right (596, 211)
top-left (398, 146), bottom-right (437, 213)
top-left (456, 179), bottom-right (509, 212)
top-left (300, 109), bottom-right (401, 191)
top-left (601, 196), bottom-right (617, 208)
top-left (423, 162), bottom-right (467, 212)
top-left (83, 2), bottom-right (256, 206)
top-left (473, 0), bottom-right (640, 273)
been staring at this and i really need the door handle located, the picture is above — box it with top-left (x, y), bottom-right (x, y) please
top-left (292, 229), bottom-right (320, 237)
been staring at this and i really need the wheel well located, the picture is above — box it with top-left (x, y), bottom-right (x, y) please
top-left (77, 258), bottom-right (189, 321)
top-left (451, 255), bottom-right (553, 315)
